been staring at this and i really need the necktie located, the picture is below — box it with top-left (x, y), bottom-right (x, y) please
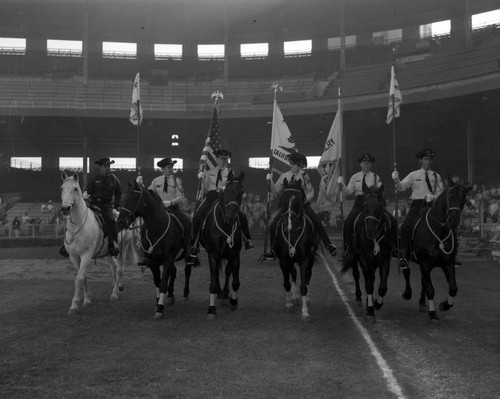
top-left (362, 173), bottom-right (369, 194)
top-left (164, 176), bottom-right (169, 193)
top-left (216, 168), bottom-right (222, 188)
top-left (425, 171), bottom-right (434, 194)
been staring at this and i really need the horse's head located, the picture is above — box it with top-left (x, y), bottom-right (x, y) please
top-left (117, 180), bottom-right (145, 230)
top-left (60, 171), bottom-right (82, 216)
top-left (442, 182), bottom-right (471, 230)
top-left (362, 185), bottom-right (385, 240)
top-left (280, 178), bottom-right (306, 232)
top-left (222, 171), bottom-right (245, 223)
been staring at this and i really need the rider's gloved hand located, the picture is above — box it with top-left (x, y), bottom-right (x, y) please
top-left (163, 200), bottom-right (172, 207)
top-left (266, 173), bottom-right (272, 181)
top-left (136, 175), bottom-right (143, 185)
top-left (337, 176), bottom-right (344, 184)
top-left (82, 191), bottom-right (90, 200)
top-left (112, 208), bottom-right (120, 218)
top-left (197, 171), bottom-right (204, 179)
top-left (391, 170), bottom-right (399, 181)
top-left (425, 194), bottom-right (435, 203)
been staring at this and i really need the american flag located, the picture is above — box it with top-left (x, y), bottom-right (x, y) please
top-left (200, 106), bottom-right (223, 171)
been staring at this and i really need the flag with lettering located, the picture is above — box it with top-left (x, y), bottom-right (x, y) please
top-left (316, 94), bottom-right (342, 210)
top-left (270, 99), bottom-right (297, 181)
top-left (200, 106), bottom-right (222, 172)
top-left (386, 65), bottom-right (402, 124)
top-left (129, 73), bottom-right (143, 126)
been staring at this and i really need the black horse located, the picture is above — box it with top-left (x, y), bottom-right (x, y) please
top-left (117, 182), bottom-right (192, 319)
top-left (200, 171), bottom-right (245, 318)
top-left (342, 186), bottom-right (398, 322)
top-left (401, 183), bottom-right (470, 321)
top-left (272, 178), bottom-right (319, 320)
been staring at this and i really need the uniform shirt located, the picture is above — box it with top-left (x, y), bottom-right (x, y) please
top-left (86, 173), bottom-right (122, 208)
top-left (273, 170), bottom-right (314, 203)
top-left (202, 166), bottom-right (231, 193)
top-left (148, 174), bottom-right (185, 206)
top-left (397, 168), bottom-right (443, 200)
top-left (345, 171), bottom-right (382, 196)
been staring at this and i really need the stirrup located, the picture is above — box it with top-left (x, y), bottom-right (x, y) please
top-left (263, 250), bottom-right (276, 261)
top-left (398, 258), bottom-right (409, 270)
top-left (327, 244), bottom-right (337, 257)
top-left (245, 240), bottom-right (254, 250)
top-left (189, 246), bottom-right (199, 257)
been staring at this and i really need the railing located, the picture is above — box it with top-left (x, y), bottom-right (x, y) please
top-left (0, 223), bottom-right (66, 239)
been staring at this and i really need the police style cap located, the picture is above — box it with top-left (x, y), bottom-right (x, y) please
top-left (94, 157), bottom-right (115, 166)
top-left (215, 149), bottom-right (232, 158)
top-left (288, 152), bottom-right (308, 168)
top-left (416, 148), bottom-right (436, 159)
top-left (358, 153), bottom-right (375, 163)
top-left (156, 157), bottom-right (177, 168)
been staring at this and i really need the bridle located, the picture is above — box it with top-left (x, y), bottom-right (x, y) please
top-left (61, 178), bottom-right (89, 226)
top-left (361, 193), bottom-right (386, 254)
top-left (280, 188), bottom-right (306, 257)
top-left (213, 180), bottom-right (243, 248)
top-left (119, 187), bottom-right (144, 224)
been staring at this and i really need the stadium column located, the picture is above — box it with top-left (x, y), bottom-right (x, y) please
top-left (450, 0), bottom-right (471, 49)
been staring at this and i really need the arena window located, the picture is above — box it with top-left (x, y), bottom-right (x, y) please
top-left (249, 156), bottom-right (319, 169)
top-left (102, 42), bottom-right (137, 59)
top-left (284, 40), bottom-right (312, 58)
top-left (154, 44), bottom-right (182, 60)
top-left (372, 29), bottom-right (402, 45)
top-left (327, 35), bottom-right (357, 51)
top-left (108, 157), bottom-right (136, 170)
top-left (59, 157), bottom-right (90, 173)
top-left (198, 44), bottom-right (224, 61)
top-left (240, 43), bottom-right (269, 59)
top-left (419, 20), bottom-right (451, 39)
top-left (472, 9), bottom-right (500, 30)
top-left (154, 158), bottom-right (183, 171)
top-left (171, 134), bottom-right (179, 147)
top-left (0, 37), bottom-right (26, 55)
top-left (47, 39), bottom-right (82, 57)
top-left (10, 157), bottom-right (41, 171)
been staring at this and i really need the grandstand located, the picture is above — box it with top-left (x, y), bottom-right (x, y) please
top-left (0, 0), bottom-right (499, 244)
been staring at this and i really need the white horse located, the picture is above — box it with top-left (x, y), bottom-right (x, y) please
top-left (60, 171), bottom-right (124, 314)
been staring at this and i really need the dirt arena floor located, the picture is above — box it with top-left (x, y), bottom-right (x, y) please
top-left (0, 241), bottom-right (499, 398)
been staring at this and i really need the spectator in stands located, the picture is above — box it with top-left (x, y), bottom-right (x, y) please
top-left (12, 216), bottom-right (21, 237)
top-left (21, 209), bottom-right (31, 224)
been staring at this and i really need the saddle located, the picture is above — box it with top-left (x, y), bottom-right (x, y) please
top-left (88, 204), bottom-right (107, 236)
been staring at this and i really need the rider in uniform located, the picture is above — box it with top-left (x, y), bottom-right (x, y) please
top-left (188, 149), bottom-right (254, 265)
top-left (59, 157), bottom-right (122, 257)
top-left (264, 152), bottom-right (338, 259)
top-left (392, 148), bottom-right (443, 270)
top-left (337, 153), bottom-right (383, 265)
top-left (136, 157), bottom-right (192, 266)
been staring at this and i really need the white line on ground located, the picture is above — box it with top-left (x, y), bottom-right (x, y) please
top-left (320, 253), bottom-right (406, 399)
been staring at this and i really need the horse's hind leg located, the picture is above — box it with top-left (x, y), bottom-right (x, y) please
top-left (183, 261), bottom-right (191, 300)
top-left (299, 260), bottom-right (311, 320)
top-left (401, 267), bottom-right (412, 301)
top-left (208, 253), bottom-right (221, 317)
top-left (374, 259), bottom-right (390, 310)
top-left (351, 258), bottom-right (362, 305)
top-left (420, 263), bottom-right (439, 320)
top-left (229, 255), bottom-right (240, 310)
top-left (221, 261), bottom-right (231, 300)
top-left (279, 260), bottom-right (293, 311)
top-left (289, 264), bottom-right (300, 307)
top-left (167, 266), bottom-right (176, 305)
top-left (107, 256), bottom-right (121, 301)
top-left (149, 265), bottom-right (161, 305)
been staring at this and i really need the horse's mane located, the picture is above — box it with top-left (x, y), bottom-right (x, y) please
top-left (278, 180), bottom-right (305, 210)
top-left (146, 188), bottom-right (165, 207)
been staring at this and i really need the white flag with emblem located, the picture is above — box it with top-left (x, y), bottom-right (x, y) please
top-left (270, 99), bottom-right (297, 182)
top-left (129, 73), bottom-right (143, 126)
top-left (386, 65), bottom-right (402, 124)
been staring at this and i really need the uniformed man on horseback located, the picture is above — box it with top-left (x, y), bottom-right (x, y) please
top-left (60, 157), bottom-right (122, 257)
top-left (337, 153), bottom-right (383, 265)
top-left (188, 149), bottom-right (254, 265)
top-left (392, 148), bottom-right (443, 270)
top-left (264, 151), bottom-right (338, 259)
top-left (136, 157), bottom-right (192, 266)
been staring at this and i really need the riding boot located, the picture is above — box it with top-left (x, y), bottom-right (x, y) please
top-left (59, 243), bottom-right (69, 258)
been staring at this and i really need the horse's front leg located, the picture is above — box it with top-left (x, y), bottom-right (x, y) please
top-left (221, 261), bottom-right (231, 300)
top-left (401, 265), bottom-right (412, 301)
top-left (279, 259), bottom-right (294, 311)
top-left (149, 264), bottom-right (161, 305)
top-left (289, 262), bottom-right (300, 307)
top-left (420, 262), bottom-right (438, 321)
top-left (183, 259), bottom-right (192, 300)
top-left (207, 253), bottom-right (221, 318)
top-left (374, 256), bottom-right (390, 310)
top-left (229, 254), bottom-right (240, 310)
top-left (68, 254), bottom-right (91, 314)
top-left (299, 259), bottom-right (311, 321)
top-left (351, 256), bottom-right (362, 304)
top-left (361, 261), bottom-right (376, 322)
top-left (439, 261), bottom-right (457, 312)
top-left (107, 256), bottom-right (122, 301)
top-left (155, 260), bottom-right (175, 319)
top-left (166, 265), bottom-right (177, 305)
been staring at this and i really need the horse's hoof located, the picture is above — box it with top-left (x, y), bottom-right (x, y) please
top-left (110, 295), bottom-right (119, 302)
top-left (119, 286), bottom-right (125, 292)
top-left (229, 297), bottom-right (238, 310)
top-left (284, 304), bottom-right (294, 313)
top-left (183, 296), bottom-right (189, 302)
top-left (419, 306), bottom-right (428, 313)
top-left (428, 311), bottom-right (439, 321)
top-left (402, 291), bottom-right (412, 301)
top-left (154, 312), bottom-right (164, 320)
top-left (373, 299), bottom-right (383, 310)
top-left (292, 298), bottom-right (300, 307)
top-left (207, 306), bottom-right (217, 317)
top-left (366, 306), bottom-right (375, 317)
top-left (82, 299), bottom-right (92, 307)
top-left (167, 296), bottom-right (175, 306)
top-left (301, 314), bottom-right (311, 322)
top-left (439, 300), bottom-right (454, 312)
top-left (68, 307), bottom-right (79, 315)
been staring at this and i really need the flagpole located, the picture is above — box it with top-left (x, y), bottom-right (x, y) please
top-left (391, 93), bottom-right (401, 263)
top-left (337, 87), bottom-right (345, 254)
top-left (259, 82), bottom-right (282, 263)
top-left (136, 99), bottom-right (141, 176)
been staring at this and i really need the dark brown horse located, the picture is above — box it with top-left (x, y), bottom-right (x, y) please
top-left (342, 186), bottom-right (398, 322)
top-left (200, 171), bottom-right (245, 318)
top-left (272, 178), bottom-right (319, 320)
top-left (401, 183), bottom-right (471, 321)
top-left (117, 182), bottom-right (192, 319)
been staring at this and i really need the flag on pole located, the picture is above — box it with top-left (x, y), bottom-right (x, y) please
top-left (386, 65), bottom-right (402, 124)
top-left (129, 73), bottom-right (143, 126)
top-left (200, 106), bottom-right (223, 172)
top-left (316, 94), bottom-right (343, 211)
top-left (270, 99), bottom-right (297, 181)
